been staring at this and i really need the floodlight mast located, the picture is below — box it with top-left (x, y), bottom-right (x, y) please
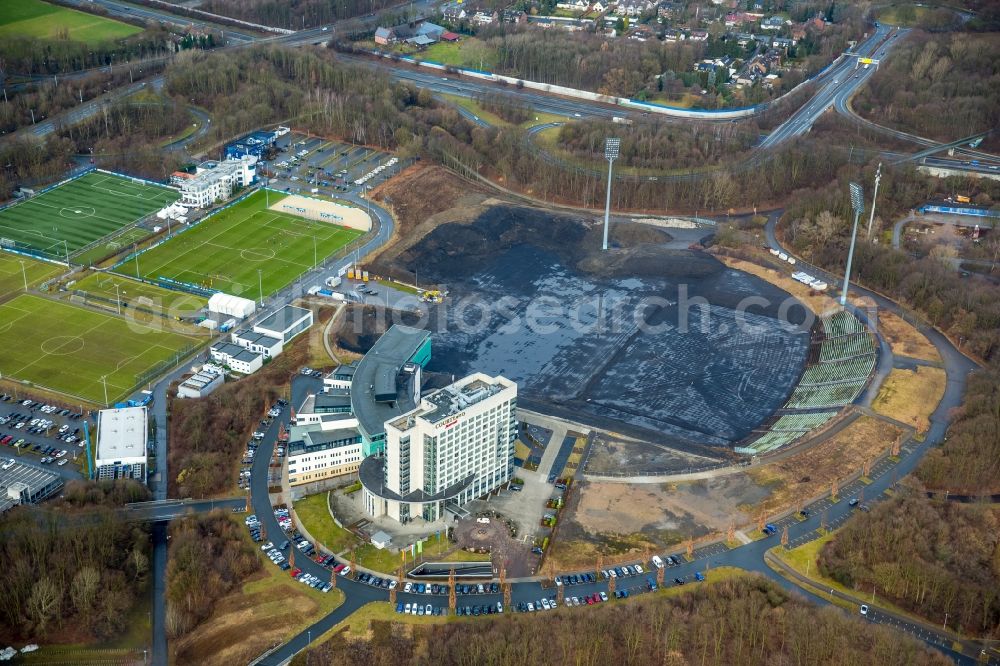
top-left (602, 138), bottom-right (620, 251)
top-left (841, 182), bottom-right (865, 307)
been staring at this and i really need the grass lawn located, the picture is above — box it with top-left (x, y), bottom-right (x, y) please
top-left (440, 549), bottom-right (491, 563)
top-left (126, 190), bottom-right (363, 298)
top-left (647, 92), bottom-right (701, 109)
top-left (356, 543), bottom-right (404, 574)
top-left (0, 294), bottom-right (201, 403)
top-left (70, 272), bottom-right (207, 320)
top-left (873, 366), bottom-right (947, 433)
top-left (877, 4), bottom-right (935, 26)
top-left (375, 278), bottom-right (420, 295)
top-left (0, 252), bottom-right (61, 303)
top-left (0, 0), bottom-right (142, 44)
top-left (309, 566), bottom-right (749, 646)
top-left (0, 172), bottom-right (176, 257)
top-left (440, 93), bottom-right (568, 127)
top-left (875, 310), bottom-right (940, 363)
top-left (422, 39), bottom-right (497, 70)
top-left (294, 492), bottom-right (362, 554)
top-left (73, 226), bottom-right (154, 267)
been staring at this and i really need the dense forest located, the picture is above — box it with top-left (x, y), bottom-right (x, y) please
top-left (165, 512), bottom-right (261, 637)
top-left (555, 117), bottom-right (759, 170)
top-left (0, 25), bottom-right (175, 75)
top-left (852, 31), bottom-right (1000, 143)
top-left (0, 136), bottom-right (76, 201)
top-left (917, 370), bottom-right (1000, 493)
top-left (56, 98), bottom-right (189, 180)
top-left (820, 493), bottom-right (1000, 637)
top-left (0, 498), bottom-right (151, 643)
top-left (0, 62), bottom-right (166, 135)
top-left (198, 0), bottom-right (400, 29)
top-left (292, 575), bottom-right (949, 666)
top-left (781, 163), bottom-right (1000, 362)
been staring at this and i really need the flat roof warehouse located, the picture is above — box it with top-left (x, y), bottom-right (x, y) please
top-left (96, 407), bottom-right (147, 462)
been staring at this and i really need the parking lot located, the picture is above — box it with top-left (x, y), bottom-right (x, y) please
top-left (0, 394), bottom-right (92, 479)
top-left (264, 132), bottom-right (407, 199)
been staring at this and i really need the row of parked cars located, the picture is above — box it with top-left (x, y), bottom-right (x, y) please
top-left (396, 602), bottom-right (449, 616)
top-left (291, 568), bottom-right (335, 593)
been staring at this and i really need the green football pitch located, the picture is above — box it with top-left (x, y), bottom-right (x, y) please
top-left (0, 172), bottom-right (178, 258)
top-left (0, 0), bottom-right (142, 44)
top-left (0, 294), bottom-right (201, 404)
top-left (0, 252), bottom-right (61, 303)
top-left (71, 273), bottom-right (207, 319)
top-left (126, 190), bottom-right (365, 299)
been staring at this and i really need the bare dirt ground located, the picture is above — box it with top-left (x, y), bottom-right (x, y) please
top-left (585, 434), bottom-right (729, 476)
top-left (368, 164), bottom-right (495, 270)
top-left (543, 480), bottom-right (717, 573)
top-left (740, 414), bottom-right (904, 515)
top-left (546, 413), bottom-right (905, 572)
top-left (714, 254), bottom-right (838, 316)
top-left (873, 366), bottom-right (947, 433)
top-left (875, 310), bottom-right (941, 363)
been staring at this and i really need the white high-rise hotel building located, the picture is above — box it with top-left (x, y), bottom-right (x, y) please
top-left (360, 373), bottom-right (517, 523)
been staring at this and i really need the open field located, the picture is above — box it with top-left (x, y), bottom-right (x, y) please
top-left (421, 39), bottom-right (498, 70)
top-left (439, 93), bottom-right (566, 128)
top-left (0, 172), bottom-right (176, 257)
top-left (0, 252), bottom-right (61, 303)
top-left (70, 272), bottom-right (207, 319)
top-left (0, 0), bottom-right (142, 44)
top-left (875, 310), bottom-right (941, 363)
top-left (873, 367), bottom-right (947, 433)
top-left (0, 294), bottom-right (201, 403)
top-left (171, 556), bottom-right (345, 666)
top-left (126, 190), bottom-right (364, 298)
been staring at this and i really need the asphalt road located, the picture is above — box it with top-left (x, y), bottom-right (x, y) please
top-left (759, 24), bottom-right (898, 149)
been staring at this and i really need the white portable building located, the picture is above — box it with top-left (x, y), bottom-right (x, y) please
top-left (208, 292), bottom-right (256, 319)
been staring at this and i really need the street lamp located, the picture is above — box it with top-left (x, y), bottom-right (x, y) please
top-left (602, 137), bottom-right (621, 251)
top-left (866, 162), bottom-right (882, 240)
top-left (257, 269), bottom-right (264, 307)
top-left (101, 375), bottom-right (109, 407)
top-left (114, 283), bottom-right (122, 315)
top-left (18, 260), bottom-right (27, 292)
top-left (841, 182), bottom-right (865, 307)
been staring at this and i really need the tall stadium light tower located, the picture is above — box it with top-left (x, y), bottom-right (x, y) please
top-left (866, 162), bottom-right (882, 240)
top-left (602, 137), bottom-right (621, 251)
top-left (841, 182), bottom-right (865, 307)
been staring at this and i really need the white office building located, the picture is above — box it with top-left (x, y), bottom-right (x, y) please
top-left (95, 407), bottom-right (148, 481)
top-left (254, 305), bottom-right (313, 343)
top-left (287, 421), bottom-right (364, 487)
top-left (210, 342), bottom-right (264, 375)
top-left (232, 329), bottom-right (283, 358)
top-left (360, 373), bottom-right (517, 523)
top-left (177, 156), bottom-right (257, 207)
top-left (176, 368), bottom-right (225, 399)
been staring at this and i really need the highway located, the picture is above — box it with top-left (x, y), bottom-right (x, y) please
top-left (759, 24), bottom-right (899, 149)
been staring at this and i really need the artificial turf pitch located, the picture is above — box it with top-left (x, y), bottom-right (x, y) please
top-left (125, 190), bottom-right (365, 298)
top-left (0, 294), bottom-right (200, 404)
top-left (0, 172), bottom-right (178, 257)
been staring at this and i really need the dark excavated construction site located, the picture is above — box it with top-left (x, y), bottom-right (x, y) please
top-left (357, 205), bottom-right (811, 458)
